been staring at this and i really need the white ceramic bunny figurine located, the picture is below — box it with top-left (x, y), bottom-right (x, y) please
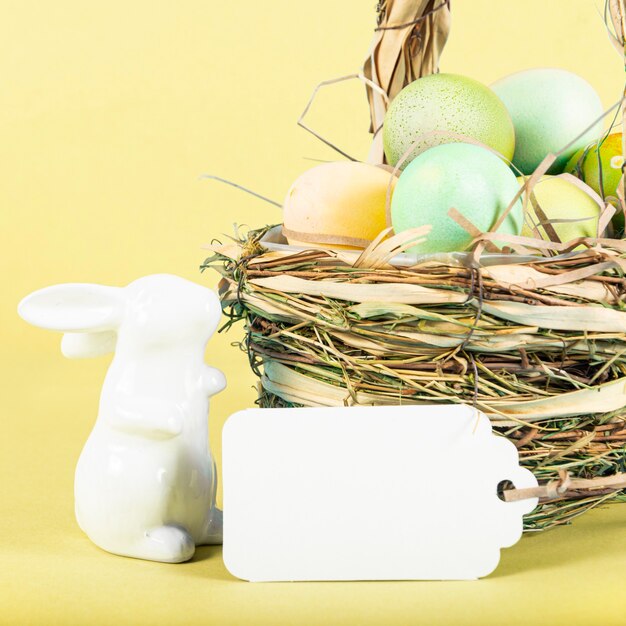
top-left (18, 274), bottom-right (226, 563)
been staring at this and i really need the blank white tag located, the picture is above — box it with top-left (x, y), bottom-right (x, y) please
top-left (222, 405), bottom-right (537, 581)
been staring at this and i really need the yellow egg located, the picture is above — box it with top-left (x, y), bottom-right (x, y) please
top-left (520, 175), bottom-right (601, 243)
top-left (283, 162), bottom-right (396, 249)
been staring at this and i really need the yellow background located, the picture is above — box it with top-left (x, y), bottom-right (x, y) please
top-left (1, 1), bottom-right (625, 624)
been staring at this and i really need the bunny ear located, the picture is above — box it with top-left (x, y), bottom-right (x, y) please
top-left (18, 283), bottom-right (124, 332)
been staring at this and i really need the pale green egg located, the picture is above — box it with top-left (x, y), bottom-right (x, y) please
top-left (492, 68), bottom-right (603, 175)
top-left (391, 142), bottom-right (523, 254)
top-left (383, 73), bottom-right (515, 169)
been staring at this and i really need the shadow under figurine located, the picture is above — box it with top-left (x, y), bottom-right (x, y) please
top-left (18, 274), bottom-right (226, 563)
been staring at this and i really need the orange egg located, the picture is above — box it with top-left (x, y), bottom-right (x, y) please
top-left (283, 162), bottom-right (396, 250)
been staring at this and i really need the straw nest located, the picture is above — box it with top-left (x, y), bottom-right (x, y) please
top-left (201, 1), bottom-right (626, 530)
top-left (204, 227), bottom-right (626, 531)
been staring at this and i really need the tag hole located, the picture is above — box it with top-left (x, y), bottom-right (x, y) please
top-left (497, 479), bottom-right (515, 502)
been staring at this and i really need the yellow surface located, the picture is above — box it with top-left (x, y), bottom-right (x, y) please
top-left (1, 1), bottom-right (625, 624)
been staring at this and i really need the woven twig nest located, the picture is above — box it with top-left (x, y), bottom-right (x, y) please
top-left (206, 228), bottom-right (626, 530)
top-left (204, 1), bottom-right (626, 529)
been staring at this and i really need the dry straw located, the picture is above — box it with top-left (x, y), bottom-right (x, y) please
top-left (205, 0), bottom-right (626, 530)
top-left (205, 227), bottom-right (626, 530)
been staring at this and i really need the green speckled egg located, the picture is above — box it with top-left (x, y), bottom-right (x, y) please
top-left (492, 69), bottom-right (603, 175)
top-left (383, 73), bottom-right (515, 169)
top-left (391, 143), bottom-right (523, 254)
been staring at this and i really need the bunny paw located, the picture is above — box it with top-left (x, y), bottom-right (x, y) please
top-left (142, 525), bottom-right (196, 563)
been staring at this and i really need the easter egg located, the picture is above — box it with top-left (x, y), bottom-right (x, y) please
top-left (520, 175), bottom-right (601, 243)
top-left (565, 133), bottom-right (624, 230)
top-left (391, 143), bottom-right (523, 254)
top-left (383, 73), bottom-right (515, 169)
top-left (491, 69), bottom-right (603, 175)
top-left (283, 161), bottom-right (396, 249)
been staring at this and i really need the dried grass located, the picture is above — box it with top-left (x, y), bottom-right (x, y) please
top-left (204, 227), bottom-right (626, 530)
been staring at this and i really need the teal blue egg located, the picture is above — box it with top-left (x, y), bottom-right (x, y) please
top-left (491, 69), bottom-right (603, 174)
top-left (391, 142), bottom-right (523, 254)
